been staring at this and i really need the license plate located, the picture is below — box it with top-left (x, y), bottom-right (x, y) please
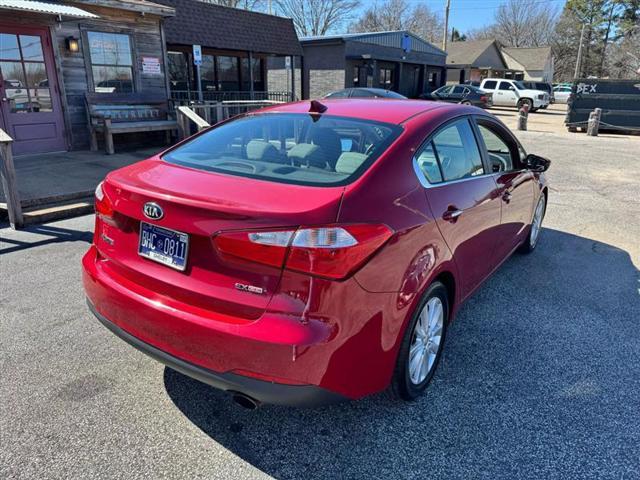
top-left (138, 222), bottom-right (189, 271)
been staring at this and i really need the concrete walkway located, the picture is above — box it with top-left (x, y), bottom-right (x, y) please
top-left (0, 147), bottom-right (161, 205)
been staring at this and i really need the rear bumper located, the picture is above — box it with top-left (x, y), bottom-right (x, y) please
top-left (87, 299), bottom-right (345, 406)
top-left (83, 245), bottom-right (398, 402)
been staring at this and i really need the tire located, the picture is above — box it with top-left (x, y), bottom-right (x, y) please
top-left (517, 98), bottom-right (533, 111)
top-left (519, 193), bottom-right (546, 254)
top-left (390, 281), bottom-right (449, 401)
top-left (461, 100), bottom-right (471, 105)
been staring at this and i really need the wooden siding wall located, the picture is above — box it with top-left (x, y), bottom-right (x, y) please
top-left (54, 5), bottom-right (169, 149)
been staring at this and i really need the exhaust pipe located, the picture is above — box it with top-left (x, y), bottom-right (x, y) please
top-left (231, 392), bottom-right (260, 410)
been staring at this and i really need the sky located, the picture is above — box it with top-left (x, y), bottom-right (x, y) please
top-left (387, 0), bottom-right (568, 34)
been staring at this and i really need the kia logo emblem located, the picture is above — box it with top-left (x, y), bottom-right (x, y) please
top-left (143, 202), bottom-right (164, 220)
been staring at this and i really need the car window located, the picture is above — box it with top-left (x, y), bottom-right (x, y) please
top-left (499, 81), bottom-right (513, 91)
top-left (435, 86), bottom-right (451, 95)
top-left (431, 119), bottom-right (484, 182)
top-left (477, 124), bottom-right (515, 172)
top-left (452, 86), bottom-right (465, 94)
top-left (383, 90), bottom-right (407, 99)
top-left (325, 90), bottom-right (350, 98)
top-left (163, 113), bottom-right (402, 187)
top-left (415, 141), bottom-right (443, 183)
top-left (483, 80), bottom-right (497, 90)
top-left (354, 89), bottom-right (376, 98)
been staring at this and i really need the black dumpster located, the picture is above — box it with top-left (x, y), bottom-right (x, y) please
top-left (565, 79), bottom-right (640, 133)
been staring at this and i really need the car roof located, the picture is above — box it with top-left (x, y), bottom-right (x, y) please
top-left (254, 99), bottom-right (450, 125)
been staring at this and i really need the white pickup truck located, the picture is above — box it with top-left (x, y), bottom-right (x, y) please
top-left (479, 78), bottom-right (550, 112)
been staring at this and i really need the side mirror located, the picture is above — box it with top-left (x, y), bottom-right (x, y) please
top-left (525, 153), bottom-right (551, 172)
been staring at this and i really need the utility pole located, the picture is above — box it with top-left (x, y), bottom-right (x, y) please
top-left (268, 0), bottom-right (272, 15)
top-left (442, 0), bottom-right (451, 52)
top-left (574, 23), bottom-right (586, 79)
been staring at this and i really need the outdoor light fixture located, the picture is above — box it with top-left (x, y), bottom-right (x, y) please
top-left (66, 36), bottom-right (79, 53)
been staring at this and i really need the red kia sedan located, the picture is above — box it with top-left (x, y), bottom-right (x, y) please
top-left (82, 99), bottom-right (549, 408)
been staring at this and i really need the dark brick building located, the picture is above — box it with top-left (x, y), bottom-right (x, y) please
top-left (300, 31), bottom-right (447, 99)
top-left (155, 0), bottom-right (302, 102)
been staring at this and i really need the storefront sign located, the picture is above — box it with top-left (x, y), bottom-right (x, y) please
top-left (142, 56), bottom-right (161, 75)
top-left (193, 44), bottom-right (202, 66)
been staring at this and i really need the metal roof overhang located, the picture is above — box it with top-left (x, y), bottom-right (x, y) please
top-left (0, 0), bottom-right (99, 18)
top-left (346, 53), bottom-right (444, 65)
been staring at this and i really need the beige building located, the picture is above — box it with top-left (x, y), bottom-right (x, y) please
top-left (501, 47), bottom-right (554, 83)
top-left (445, 39), bottom-right (553, 85)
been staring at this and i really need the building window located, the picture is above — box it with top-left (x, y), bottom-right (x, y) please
top-left (241, 57), bottom-right (263, 91)
top-left (217, 56), bottom-right (239, 91)
top-left (87, 31), bottom-right (133, 93)
top-left (379, 68), bottom-right (393, 88)
top-left (201, 55), bottom-right (216, 91)
top-left (168, 51), bottom-right (190, 91)
top-left (0, 33), bottom-right (52, 112)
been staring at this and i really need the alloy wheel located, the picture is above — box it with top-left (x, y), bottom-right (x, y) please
top-left (408, 297), bottom-right (444, 385)
top-left (530, 195), bottom-right (546, 247)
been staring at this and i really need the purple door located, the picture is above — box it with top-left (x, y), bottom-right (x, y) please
top-left (0, 24), bottom-right (66, 155)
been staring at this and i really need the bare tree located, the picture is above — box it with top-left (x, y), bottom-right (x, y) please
top-left (275, 0), bottom-right (360, 36)
top-left (198, 0), bottom-right (265, 9)
top-left (551, 7), bottom-right (584, 80)
top-left (350, 0), bottom-right (443, 44)
top-left (467, 0), bottom-right (559, 47)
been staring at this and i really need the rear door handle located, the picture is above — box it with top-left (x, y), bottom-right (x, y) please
top-left (443, 209), bottom-right (463, 222)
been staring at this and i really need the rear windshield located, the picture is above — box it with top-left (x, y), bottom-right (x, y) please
top-left (163, 113), bottom-right (402, 186)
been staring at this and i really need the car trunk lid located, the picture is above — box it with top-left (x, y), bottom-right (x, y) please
top-left (96, 157), bottom-right (344, 322)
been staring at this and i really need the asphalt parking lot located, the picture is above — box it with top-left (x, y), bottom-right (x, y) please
top-left (1, 131), bottom-right (639, 479)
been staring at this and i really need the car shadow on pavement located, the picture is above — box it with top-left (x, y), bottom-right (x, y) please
top-left (164, 227), bottom-right (639, 479)
top-left (0, 223), bottom-right (93, 254)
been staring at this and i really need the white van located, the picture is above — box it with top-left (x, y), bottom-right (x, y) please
top-left (480, 78), bottom-right (550, 111)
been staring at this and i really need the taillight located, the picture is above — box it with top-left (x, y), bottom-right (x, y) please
top-left (214, 224), bottom-right (393, 279)
top-left (480, 95), bottom-right (487, 102)
top-left (95, 181), bottom-right (114, 218)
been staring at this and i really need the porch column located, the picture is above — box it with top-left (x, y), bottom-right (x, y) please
top-left (248, 51), bottom-right (255, 100)
top-left (290, 55), bottom-right (296, 101)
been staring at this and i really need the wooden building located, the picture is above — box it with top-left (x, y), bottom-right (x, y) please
top-left (0, 0), bottom-right (175, 156)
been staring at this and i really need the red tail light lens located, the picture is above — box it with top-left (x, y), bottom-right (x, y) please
top-left (214, 228), bottom-right (293, 269)
top-left (214, 224), bottom-right (393, 279)
top-left (480, 95), bottom-right (487, 102)
top-left (95, 181), bottom-right (114, 218)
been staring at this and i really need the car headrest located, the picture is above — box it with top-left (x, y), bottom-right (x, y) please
top-left (335, 152), bottom-right (367, 175)
top-left (246, 140), bottom-right (279, 163)
top-left (310, 128), bottom-right (342, 169)
top-left (287, 143), bottom-right (325, 168)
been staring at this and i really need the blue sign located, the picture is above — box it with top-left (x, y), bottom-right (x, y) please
top-left (193, 44), bottom-right (202, 66)
top-left (401, 34), bottom-right (411, 53)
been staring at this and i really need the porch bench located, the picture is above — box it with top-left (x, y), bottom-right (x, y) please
top-left (85, 93), bottom-right (178, 155)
